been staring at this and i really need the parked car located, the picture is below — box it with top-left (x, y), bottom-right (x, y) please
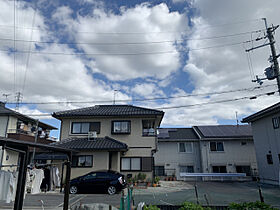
top-left (69, 170), bottom-right (126, 195)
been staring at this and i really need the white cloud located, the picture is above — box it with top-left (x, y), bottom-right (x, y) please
top-left (131, 83), bottom-right (165, 97)
top-left (55, 3), bottom-right (188, 81)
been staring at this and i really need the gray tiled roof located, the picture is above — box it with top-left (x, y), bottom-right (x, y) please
top-left (242, 102), bottom-right (280, 123)
top-left (52, 105), bottom-right (164, 118)
top-left (158, 128), bottom-right (199, 141)
top-left (194, 125), bottom-right (252, 139)
top-left (53, 136), bottom-right (128, 151)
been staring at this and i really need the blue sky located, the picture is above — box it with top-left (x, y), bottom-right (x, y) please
top-left (1, 0), bottom-right (280, 139)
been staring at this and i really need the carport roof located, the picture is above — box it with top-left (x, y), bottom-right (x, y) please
top-left (53, 136), bottom-right (128, 151)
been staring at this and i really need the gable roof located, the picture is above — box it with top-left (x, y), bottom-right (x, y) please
top-left (157, 128), bottom-right (199, 141)
top-left (242, 102), bottom-right (280, 123)
top-left (52, 104), bottom-right (164, 119)
top-left (53, 136), bottom-right (128, 151)
top-left (193, 125), bottom-right (252, 139)
top-left (0, 102), bottom-right (56, 130)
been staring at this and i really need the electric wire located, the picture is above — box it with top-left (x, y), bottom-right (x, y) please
top-left (19, 90), bottom-right (279, 116)
top-left (0, 41), bottom-right (251, 56)
top-left (0, 29), bottom-right (264, 46)
top-left (5, 84), bottom-right (276, 105)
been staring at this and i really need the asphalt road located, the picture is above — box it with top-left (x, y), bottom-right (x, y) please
top-left (0, 181), bottom-right (279, 209)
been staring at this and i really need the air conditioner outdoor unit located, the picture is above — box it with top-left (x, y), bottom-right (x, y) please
top-left (88, 131), bottom-right (97, 140)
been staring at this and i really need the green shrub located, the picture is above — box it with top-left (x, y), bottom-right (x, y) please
top-left (228, 201), bottom-right (277, 210)
top-left (143, 204), bottom-right (160, 210)
top-left (154, 176), bottom-right (160, 184)
top-left (179, 202), bottom-right (204, 210)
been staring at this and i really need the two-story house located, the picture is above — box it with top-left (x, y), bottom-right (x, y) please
top-left (242, 102), bottom-right (280, 185)
top-left (52, 105), bottom-right (164, 179)
top-left (193, 125), bottom-right (258, 178)
top-left (154, 128), bottom-right (201, 180)
top-left (154, 125), bottom-right (258, 181)
top-left (0, 101), bottom-right (57, 169)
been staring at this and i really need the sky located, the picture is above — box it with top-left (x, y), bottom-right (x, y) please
top-left (0, 0), bottom-right (280, 139)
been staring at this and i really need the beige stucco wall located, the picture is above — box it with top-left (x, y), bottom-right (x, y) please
top-left (69, 151), bottom-right (109, 179)
top-left (59, 116), bottom-right (160, 150)
top-left (200, 139), bottom-right (257, 174)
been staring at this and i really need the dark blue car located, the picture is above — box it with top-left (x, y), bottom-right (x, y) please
top-left (69, 170), bottom-right (126, 195)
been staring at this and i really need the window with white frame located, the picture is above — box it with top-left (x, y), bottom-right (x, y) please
top-left (112, 121), bottom-right (131, 134)
top-left (210, 142), bottom-right (224, 152)
top-left (178, 142), bottom-right (193, 153)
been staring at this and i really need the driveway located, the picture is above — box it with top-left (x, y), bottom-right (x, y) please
top-left (0, 181), bottom-right (279, 209)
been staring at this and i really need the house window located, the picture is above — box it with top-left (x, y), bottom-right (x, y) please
top-left (212, 166), bottom-right (227, 173)
top-left (112, 121), bottom-right (131, 134)
top-left (267, 154), bottom-right (273, 164)
top-left (142, 120), bottom-right (155, 136)
top-left (155, 166), bottom-right (165, 176)
top-left (179, 166), bottom-right (194, 173)
top-left (272, 117), bottom-right (279, 129)
top-left (236, 166), bottom-right (251, 176)
top-left (71, 122), bottom-right (100, 134)
top-left (121, 157), bottom-right (153, 171)
top-left (210, 142), bottom-right (224, 151)
top-left (121, 157), bottom-right (141, 171)
top-left (72, 155), bottom-right (93, 167)
top-left (178, 142), bottom-right (193, 153)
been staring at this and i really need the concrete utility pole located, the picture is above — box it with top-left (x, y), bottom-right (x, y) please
top-left (264, 18), bottom-right (280, 94)
top-left (246, 18), bottom-right (280, 95)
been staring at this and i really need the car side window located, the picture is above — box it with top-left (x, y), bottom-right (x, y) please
top-left (84, 173), bottom-right (97, 180)
top-left (97, 172), bottom-right (111, 179)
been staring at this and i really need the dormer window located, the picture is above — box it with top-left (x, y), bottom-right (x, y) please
top-left (142, 120), bottom-right (155, 136)
top-left (71, 122), bottom-right (100, 134)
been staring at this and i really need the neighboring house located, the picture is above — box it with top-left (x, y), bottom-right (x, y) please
top-left (193, 125), bottom-right (258, 178)
top-left (242, 102), bottom-right (280, 185)
top-left (0, 101), bottom-right (57, 170)
top-left (52, 105), bottom-right (164, 179)
top-left (154, 125), bottom-right (258, 181)
top-left (154, 128), bottom-right (201, 180)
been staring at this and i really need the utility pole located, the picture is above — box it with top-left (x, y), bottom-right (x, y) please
top-left (264, 18), bottom-right (280, 94)
top-left (15, 91), bottom-right (22, 110)
top-left (246, 18), bottom-right (280, 95)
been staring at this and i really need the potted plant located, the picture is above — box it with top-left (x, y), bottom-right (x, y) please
top-left (146, 178), bottom-right (152, 187)
top-left (154, 176), bottom-right (160, 187)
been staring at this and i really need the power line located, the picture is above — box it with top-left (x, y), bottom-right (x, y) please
top-left (5, 84), bottom-right (276, 105)
top-left (0, 29), bottom-right (264, 46)
top-left (21, 90), bottom-right (278, 116)
top-left (156, 90), bottom-right (278, 110)
top-left (0, 40), bottom-right (251, 56)
top-left (0, 18), bottom-right (262, 34)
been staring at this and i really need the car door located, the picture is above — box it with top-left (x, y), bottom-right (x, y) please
top-left (78, 172), bottom-right (98, 193)
top-left (94, 172), bottom-right (111, 193)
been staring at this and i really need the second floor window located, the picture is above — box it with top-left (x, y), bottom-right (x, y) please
top-left (178, 142), bottom-right (193, 153)
top-left (142, 120), bottom-right (155, 136)
top-left (112, 121), bottom-right (131, 134)
top-left (210, 142), bottom-right (224, 152)
top-left (71, 122), bottom-right (100, 134)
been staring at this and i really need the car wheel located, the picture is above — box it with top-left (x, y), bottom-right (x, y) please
top-left (70, 185), bottom-right (78, 194)
top-left (107, 186), bottom-right (116, 195)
